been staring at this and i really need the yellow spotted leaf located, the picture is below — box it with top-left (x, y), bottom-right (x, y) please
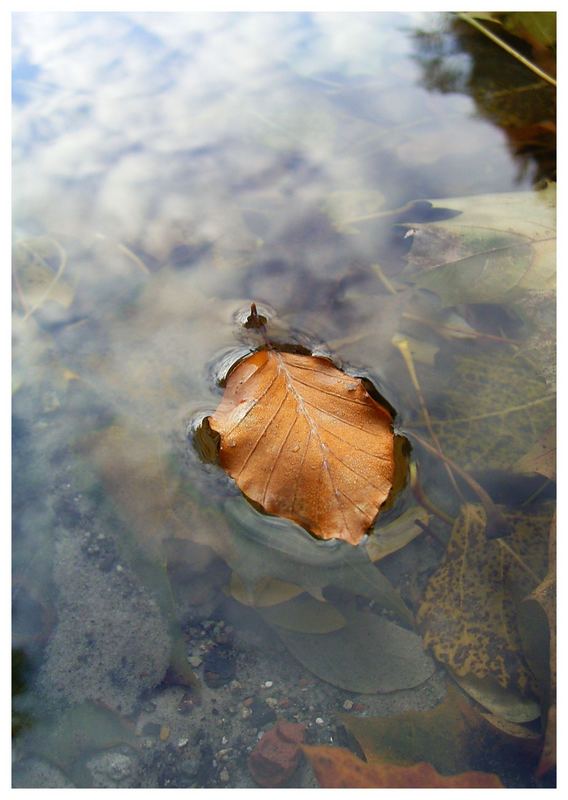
top-left (417, 503), bottom-right (552, 715)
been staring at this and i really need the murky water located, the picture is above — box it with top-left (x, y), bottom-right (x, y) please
top-left (12, 12), bottom-right (555, 788)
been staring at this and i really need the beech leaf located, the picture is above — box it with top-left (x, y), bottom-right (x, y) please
top-left (301, 745), bottom-right (504, 788)
top-left (209, 349), bottom-right (396, 545)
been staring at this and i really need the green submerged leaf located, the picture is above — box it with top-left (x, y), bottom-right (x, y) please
top-left (223, 497), bottom-right (413, 626)
top-left (259, 592), bottom-right (347, 634)
top-left (500, 12), bottom-right (556, 49)
top-left (24, 702), bottom-right (139, 786)
top-left (272, 606), bottom-right (434, 693)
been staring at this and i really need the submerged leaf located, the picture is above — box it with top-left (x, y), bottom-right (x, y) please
top-left (24, 702), bottom-right (139, 787)
top-left (417, 503), bottom-right (551, 720)
top-left (302, 745), bottom-right (504, 788)
top-left (223, 498), bottom-right (413, 625)
top-left (366, 506), bottom-right (429, 562)
top-left (340, 684), bottom-right (540, 777)
top-left (259, 592), bottom-right (346, 634)
top-left (417, 348), bottom-right (555, 472)
top-left (518, 512), bottom-right (556, 776)
top-left (209, 350), bottom-right (396, 545)
top-left (514, 425), bottom-right (556, 479)
top-left (402, 184), bottom-right (555, 307)
top-left (272, 606), bottom-right (434, 693)
top-left (228, 573), bottom-right (304, 607)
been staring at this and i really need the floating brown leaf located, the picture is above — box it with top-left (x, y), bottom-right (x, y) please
top-left (301, 745), bottom-right (504, 788)
top-left (209, 350), bottom-right (395, 545)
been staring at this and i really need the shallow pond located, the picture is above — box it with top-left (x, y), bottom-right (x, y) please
top-left (12, 11), bottom-right (556, 789)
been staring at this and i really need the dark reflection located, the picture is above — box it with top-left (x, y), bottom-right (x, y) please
top-left (13, 649), bottom-right (34, 737)
top-left (411, 15), bottom-right (556, 184)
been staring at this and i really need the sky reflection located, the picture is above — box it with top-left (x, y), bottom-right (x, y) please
top-left (13, 12), bottom-right (526, 271)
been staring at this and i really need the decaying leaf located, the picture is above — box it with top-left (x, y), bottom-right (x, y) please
top-left (518, 512), bottom-right (556, 776)
top-left (402, 184), bottom-right (555, 307)
top-left (209, 349), bottom-right (395, 545)
top-left (258, 592), bottom-right (346, 634)
top-left (301, 745), bottom-right (504, 788)
top-left (515, 425), bottom-right (556, 479)
top-left (417, 503), bottom-right (552, 720)
top-left (228, 573), bottom-right (304, 607)
top-left (340, 685), bottom-right (541, 777)
top-left (271, 606), bottom-right (434, 693)
top-left (415, 348), bottom-right (555, 472)
top-left (366, 506), bottom-right (429, 562)
top-left (223, 497), bottom-right (413, 624)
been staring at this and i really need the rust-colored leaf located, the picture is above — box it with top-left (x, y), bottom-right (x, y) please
top-left (301, 745), bottom-right (504, 788)
top-left (209, 349), bottom-right (395, 545)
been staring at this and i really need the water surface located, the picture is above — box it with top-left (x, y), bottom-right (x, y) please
top-left (12, 12), bottom-right (555, 788)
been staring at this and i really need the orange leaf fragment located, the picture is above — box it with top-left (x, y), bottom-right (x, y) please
top-left (209, 350), bottom-right (395, 545)
top-left (302, 745), bottom-right (504, 788)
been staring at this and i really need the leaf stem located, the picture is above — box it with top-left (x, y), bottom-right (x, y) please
top-left (457, 13), bottom-right (556, 87)
top-left (394, 337), bottom-right (464, 503)
top-left (408, 430), bottom-right (511, 539)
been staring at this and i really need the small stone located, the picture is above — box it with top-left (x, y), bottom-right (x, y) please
top-left (278, 698), bottom-right (290, 708)
top-left (203, 643), bottom-right (236, 688)
top-left (352, 703), bottom-right (366, 712)
top-left (240, 707), bottom-right (253, 720)
top-left (221, 736), bottom-right (228, 745)
top-left (86, 751), bottom-right (136, 787)
top-left (219, 768), bottom-right (230, 783)
top-left (178, 738), bottom-right (189, 748)
top-left (116, 564), bottom-right (124, 572)
top-left (177, 691), bottom-right (200, 714)
top-left (342, 700), bottom-right (354, 711)
top-left (159, 725), bottom-right (170, 741)
top-left (265, 697), bottom-right (278, 709)
top-left (248, 720), bottom-right (306, 787)
top-left (315, 717), bottom-right (324, 726)
top-left (243, 697), bottom-right (254, 706)
top-left (263, 681), bottom-right (273, 688)
top-left (229, 679), bottom-right (242, 694)
top-left (188, 656), bottom-right (203, 668)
